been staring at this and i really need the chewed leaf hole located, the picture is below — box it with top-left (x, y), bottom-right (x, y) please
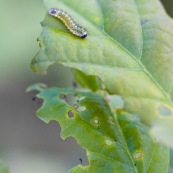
top-left (59, 94), bottom-right (77, 106)
top-left (94, 119), bottom-right (99, 124)
top-left (91, 117), bottom-right (100, 128)
top-left (77, 96), bottom-right (85, 102)
top-left (134, 151), bottom-right (143, 159)
top-left (59, 93), bottom-right (87, 113)
top-left (68, 110), bottom-right (74, 118)
top-left (105, 139), bottom-right (113, 146)
top-left (158, 105), bottom-right (172, 116)
top-left (59, 94), bottom-right (68, 102)
top-left (77, 106), bottom-right (86, 112)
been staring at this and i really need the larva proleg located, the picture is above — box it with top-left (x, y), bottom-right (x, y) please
top-left (48, 8), bottom-right (87, 38)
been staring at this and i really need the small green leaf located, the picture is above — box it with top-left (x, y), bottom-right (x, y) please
top-left (31, 0), bottom-right (173, 146)
top-left (0, 160), bottom-right (8, 173)
top-left (27, 83), bottom-right (169, 173)
top-left (74, 70), bottom-right (102, 92)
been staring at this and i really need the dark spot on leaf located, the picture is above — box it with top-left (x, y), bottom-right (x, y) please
top-left (59, 94), bottom-right (68, 102)
top-left (37, 37), bottom-right (40, 41)
top-left (141, 19), bottom-right (148, 25)
top-left (72, 81), bottom-right (78, 88)
top-left (68, 110), bottom-right (74, 118)
top-left (79, 158), bottom-right (82, 164)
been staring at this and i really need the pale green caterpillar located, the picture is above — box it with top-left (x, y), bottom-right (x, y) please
top-left (48, 8), bottom-right (87, 38)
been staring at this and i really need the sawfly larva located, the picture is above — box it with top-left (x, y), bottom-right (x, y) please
top-left (48, 8), bottom-right (87, 38)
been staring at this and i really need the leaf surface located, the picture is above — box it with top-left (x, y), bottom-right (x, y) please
top-left (27, 83), bottom-right (169, 173)
top-left (31, 0), bottom-right (173, 142)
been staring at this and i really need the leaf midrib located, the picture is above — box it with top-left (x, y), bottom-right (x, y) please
top-left (101, 24), bottom-right (172, 105)
top-left (69, 114), bottom-right (137, 172)
top-left (50, 1), bottom-right (172, 104)
top-left (98, 0), bottom-right (172, 103)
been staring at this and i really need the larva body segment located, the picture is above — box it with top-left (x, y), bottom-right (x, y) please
top-left (48, 8), bottom-right (87, 38)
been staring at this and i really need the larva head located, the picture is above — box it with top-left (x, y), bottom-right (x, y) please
top-left (76, 26), bottom-right (87, 38)
top-left (48, 8), bottom-right (58, 16)
top-left (81, 31), bottom-right (87, 38)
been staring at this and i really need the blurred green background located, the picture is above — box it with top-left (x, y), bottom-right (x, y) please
top-left (0, 0), bottom-right (172, 173)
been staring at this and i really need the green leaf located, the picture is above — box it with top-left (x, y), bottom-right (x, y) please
top-left (74, 70), bottom-right (102, 92)
top-left (168, 149), bottom-right (173, 173)
top-left (0, 160), bottom-right (8, 173)
top-left (31, 0), bottom-right (173, 146)
top-left (27, 83), bottom-right (169, 173)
